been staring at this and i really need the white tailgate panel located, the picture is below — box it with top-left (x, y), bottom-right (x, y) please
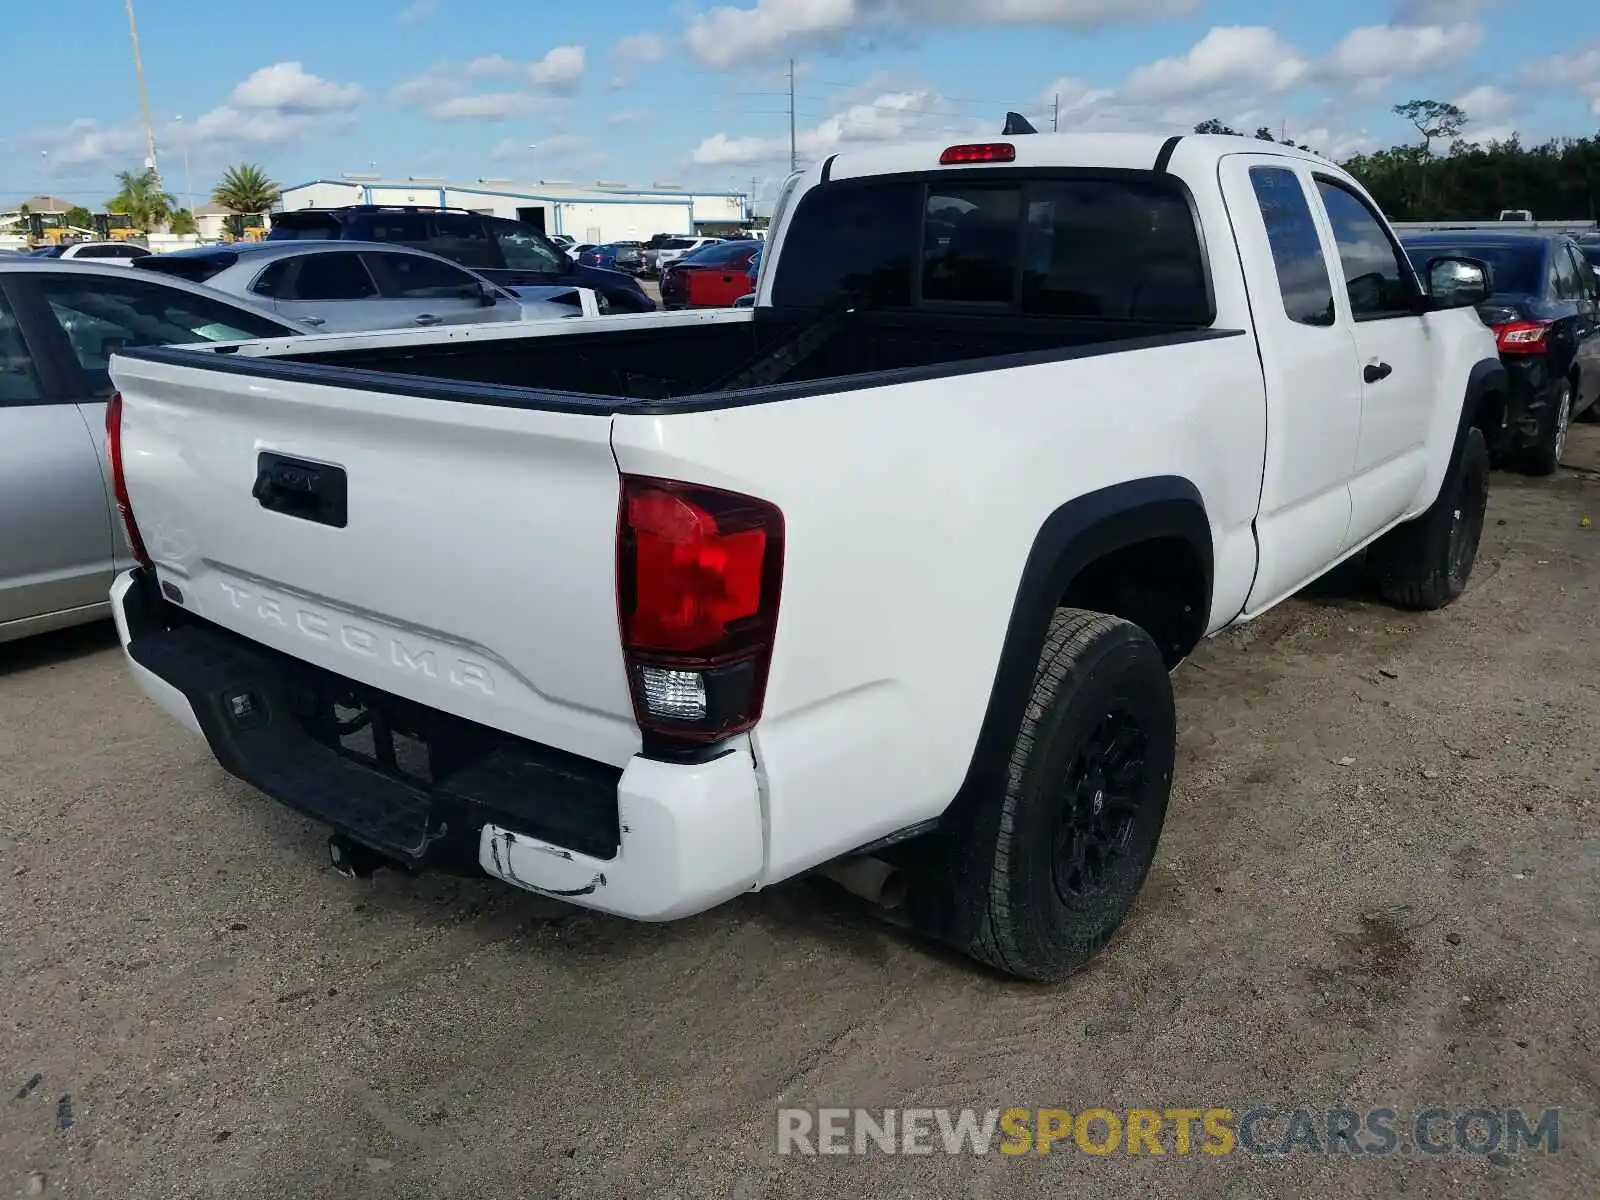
top-left (112, 355), bottom-right (638, 768)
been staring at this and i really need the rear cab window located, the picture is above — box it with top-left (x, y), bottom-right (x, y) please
top-left (770, 171), bottom-right (1212, 325)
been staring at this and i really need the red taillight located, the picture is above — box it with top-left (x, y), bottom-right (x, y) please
top-left (1493, 320), bottom-right (1551, 354)
top-left (105, 391), bottom-right (152, 567)
top-left (617, 476), bottom-right (784, 743)
top-left (940, 142), bottom-right (1016, 165)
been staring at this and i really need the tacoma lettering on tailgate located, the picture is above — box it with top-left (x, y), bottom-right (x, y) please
top-left (217, 581), bottom-right (496, 696)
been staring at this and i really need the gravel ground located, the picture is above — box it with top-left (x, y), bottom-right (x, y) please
top-left (3, 428), bottom-right (1597, 1200)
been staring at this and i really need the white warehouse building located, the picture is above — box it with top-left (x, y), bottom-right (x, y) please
top-left (275, 178), bottom-right (750, 244)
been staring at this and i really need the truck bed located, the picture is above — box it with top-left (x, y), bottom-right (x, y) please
top-left (144, 306), bottom-right (1225, 412)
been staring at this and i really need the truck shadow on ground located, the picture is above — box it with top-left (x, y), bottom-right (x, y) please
top-left (0, 619), bottom-right (119, 679)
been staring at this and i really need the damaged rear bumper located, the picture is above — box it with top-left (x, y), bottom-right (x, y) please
top-left (111, 569), bottom-right (763, 920)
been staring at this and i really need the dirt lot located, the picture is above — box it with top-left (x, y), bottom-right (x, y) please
top-left (3, 429), bottom-right (1597, 1199)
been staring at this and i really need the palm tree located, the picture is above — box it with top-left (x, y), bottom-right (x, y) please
top-left (106, 168), bottom-right (176, 232)
top-left (169, 209), bottom-right (198, 236)
top-left (211, 164), bottom-right (282, 219)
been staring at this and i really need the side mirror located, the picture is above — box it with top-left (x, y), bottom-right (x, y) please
top-left (476, 282), bottom-right (499, 306)
top-left (1425, 255), bottom-right (1489, 309)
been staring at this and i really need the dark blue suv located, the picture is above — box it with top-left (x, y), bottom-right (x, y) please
top-left (266, 206), bottom-right (655, 312)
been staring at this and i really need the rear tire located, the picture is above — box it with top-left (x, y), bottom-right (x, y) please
top-left (1367, 425), bottom-right (1490, 611)
top-left (956, 609), bottom-right (1176, 982)
top-left (1574, 378), bottom-right (1600, 423)
top-left (1522, 380), bottom-right (1572, 476)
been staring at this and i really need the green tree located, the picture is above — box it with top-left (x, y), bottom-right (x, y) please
top-left (1194, 119), bottom-right (1240, 136)
top-left (106, 168), bottom-right (176, 231)
top-left (169, 208), bottom-right (198, 236)
top-left (1255, 126), bottom-right (1277, 141)
top-left (211, 163), bottom-right (282, 218)
top-left (1392, 99), bottom-right (1468, 207)
top-left (65, 205), bottom-right (93, 230)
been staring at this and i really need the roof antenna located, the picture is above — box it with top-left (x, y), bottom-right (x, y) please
top-left (1002, 112), bottom-right (1038, 136)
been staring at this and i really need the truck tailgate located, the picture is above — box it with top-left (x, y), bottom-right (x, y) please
top-left (109, 352), bottom-right (639, 768)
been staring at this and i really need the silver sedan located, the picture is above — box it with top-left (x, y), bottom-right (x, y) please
top-left (133, 240), bottom-right (597, 332)
top-left (0, 259), bottom-right (309, 642)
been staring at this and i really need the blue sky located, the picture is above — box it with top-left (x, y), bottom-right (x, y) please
top-left (4, 0), bottom-right (1598, 213)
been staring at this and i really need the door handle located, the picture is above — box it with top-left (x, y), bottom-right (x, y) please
top-left (1363, 361), bottom-right (1393, 383)
top-left (302, 316), bottom-right (325, 327)
top-left (252, 452), bottom-right (348, 528)
top-left (414, 314), bottom-right (443, 326)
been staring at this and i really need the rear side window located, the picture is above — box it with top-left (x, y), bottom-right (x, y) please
top-left (0, 290), bottom-right (43, 404)
top-left (267, 253), bottom-right (378, 301)
top-left (36, 276), bottom-right (289, 395)
top-left (1249, 166), bottom-right (1335, 326)
top-left (772, 174), bottom-right (1209, 323)
top-left (429, 213), bottom-right (498, 269)
top-left (265, 214), bottom-right (342, 240)
top-left (349, 213), bottom-right (430, 246)
top-left (134, 250), bottom-right (239, 283)
top-left (364, 251), bottom-right (483, 298)
top-left (484, 217), bottom-right (565, 272)
top-left (1550, 245), bottom-right (1583, 301)
top-left (1314, 180), bottom-right (1415, 319)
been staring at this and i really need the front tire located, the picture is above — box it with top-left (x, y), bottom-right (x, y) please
top-left (1367, 425), bottom-right (1490, 611)
top-left (958, 610), bottom-right (1176, 982)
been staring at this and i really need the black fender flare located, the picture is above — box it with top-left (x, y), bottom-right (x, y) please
top-left (1460, 356), bottom-right (1509, 452)
top-left (949, 476), bottom-right (1212, 813)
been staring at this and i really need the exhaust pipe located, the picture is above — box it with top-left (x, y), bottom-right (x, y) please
top-left (818, 856), bottom-right (907, 910)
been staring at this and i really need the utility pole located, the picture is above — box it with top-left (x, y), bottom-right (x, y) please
top-left (1053, 93), bottom-right (1060, 133)
top-left (788, 58), bottom-right (797, 172)
top-left (125, 0), bottom-right (161, 186)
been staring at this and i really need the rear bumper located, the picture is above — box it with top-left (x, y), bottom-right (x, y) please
top-left (111, 569), bottom-right (763, 920)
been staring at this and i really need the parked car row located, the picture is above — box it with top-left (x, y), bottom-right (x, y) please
top-left (1400, 230), bottom-right (1600, 473)
top-left (659, 239), bottom-right (761, 309)
top-left (1, 233), bottom-right (605, 644)
top-left (265, 206), bottom-right (655, 312)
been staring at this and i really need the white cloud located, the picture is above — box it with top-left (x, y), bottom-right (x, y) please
top-left (488, 133), bottom-right (597, 164)
top-left (429, 92), bottom-right (536, 121)
top-left (230, 62), bottom-right (362, 112)
top-left (1389, 0), bottom-right (1490, 20)
top-left (467, 55), bottom-right (519, 77)
top-left (1122, 27), bottom-right (1307, 102)
top-left (1451, 84), bottom-right (1513, 127)
top-left (615, 32), bottom-right (668, 62)
top-left (693, 89), bottom-right (933, 164)
top-left (1527, 42), bottom-right (1600, 117)
top-left (396, 0), bottom-right (438, 23)
top-left (1320, 22), bottom-right (1481, 82)
top-left (390, 51), bottom-right (582, 121)
top-left (685, 0), bottom-right (1199, 68)
top-left (527, 45), bottom-right (586, 92)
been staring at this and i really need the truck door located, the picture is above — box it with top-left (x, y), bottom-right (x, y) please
top-left (1219, 155), bottom-right (1362, 613)
top-left (1309, 178), bottom-right (1437, 545)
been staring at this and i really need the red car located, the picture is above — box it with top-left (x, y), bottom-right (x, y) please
top-left (659, 240), bottom-right (761, 309)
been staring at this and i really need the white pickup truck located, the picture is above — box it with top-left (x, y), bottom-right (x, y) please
top-left (106, 134), bottom-right (1505, 980)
